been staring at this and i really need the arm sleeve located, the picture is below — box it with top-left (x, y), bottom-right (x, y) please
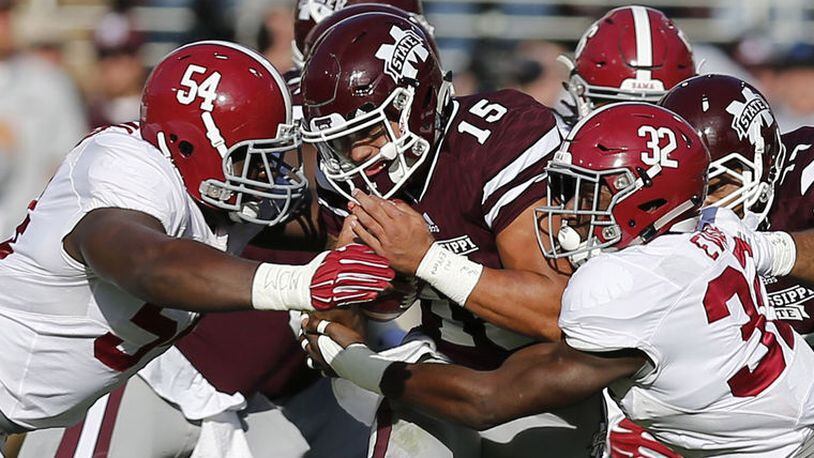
top-left (478, 92), bottom-right (562, 234)
top-left (558, 256), bottom-right (669, 363)
top-left (63, 137), bottom-right (182, 237)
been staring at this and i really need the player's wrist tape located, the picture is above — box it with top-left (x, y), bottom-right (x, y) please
top-left (320, 341), bottom-right (389, 395)
top-left (763, 231), bottom-right (797, 277)
top-left (415, 243), bottom-right (483, 306)
top-left (251, 251), bottom-right (329, 311)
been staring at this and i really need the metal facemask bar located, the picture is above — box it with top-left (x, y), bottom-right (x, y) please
top-left (535, 160), bottom-right (661, 266)
top-left (707, 150), bottom-right (763, 212)
top-left (200, 123), bottom-right (308, 226)
top-left (563, 68), bottom-right (666, 119)
top-left (302, 86), bottom-right (431, 201)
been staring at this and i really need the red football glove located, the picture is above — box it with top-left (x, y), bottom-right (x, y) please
top-left (310, 243), bottom-right (395, 310)
top-left (608, 418), bottom-right (682, 458)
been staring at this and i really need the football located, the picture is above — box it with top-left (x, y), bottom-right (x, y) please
top-left (361, 274), bottom-right (420, 321)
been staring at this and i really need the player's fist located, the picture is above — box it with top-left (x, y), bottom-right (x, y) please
top-left (310, 243), bottom-right (396, 310)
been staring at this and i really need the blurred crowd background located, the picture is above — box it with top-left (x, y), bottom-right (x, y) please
top-left (2, 0), bottom-right (814, 238)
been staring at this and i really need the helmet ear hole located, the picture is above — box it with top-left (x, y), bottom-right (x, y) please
top-left (179, 141), bottom-right (194, 157)
top-left (638, 198), bottom-right (667, 213)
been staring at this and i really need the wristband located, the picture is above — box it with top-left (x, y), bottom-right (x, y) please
top-left (764, 231), bottom-right (797, 277)
top-left (415, 243), bottom-right (483, 306)
top-left (321, 342), bottom-right (390, 395)
top-left (251, 252), bottom-right (329, 311)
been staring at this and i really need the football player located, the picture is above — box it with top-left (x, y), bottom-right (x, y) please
top-left (30, 7), bottom-right (434, 455)
top-left (556, 7), bottom-right (697, 455)
top-left (301, 11), bottom-right (604, 458)
top-left (661, 74), bottom-right (814, 341)
top-left (0, 40), bottom-right (394, 446)
top-left (303, 103), bottom-right (814, 457)
top-left (79, 5), bottom-right (435, 457)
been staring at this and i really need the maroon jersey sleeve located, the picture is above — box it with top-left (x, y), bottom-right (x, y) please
top-left (459, 90), bottom-right (561, 234)
top-left (765, 127), bottom-right (814, 335)
top-left (771, 127), bottom-right (814, 231)
top-left (175, 246), bottom-right (319, 399)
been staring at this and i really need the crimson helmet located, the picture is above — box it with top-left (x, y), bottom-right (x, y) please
top-left (292, 0), bottom-right (427, 69)
top-left (300, 12), bottom-right (450, 201)
top-left (562, 6), bottom-right (695, 118)
top-left (303, 3), bottom-right (437, 66)
top-left (659, 74), bottom-right (785, 224)
top-left (140, 41), bottom-right (306, 225)
top-left (536, 103), bottom-right (709, 265)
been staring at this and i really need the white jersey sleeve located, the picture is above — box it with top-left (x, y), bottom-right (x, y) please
top-left (63, 131), bottom-right (187, 238)
top-left (559, 253), bottom-right (683, 365)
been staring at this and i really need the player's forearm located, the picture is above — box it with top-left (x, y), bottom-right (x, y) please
top-left (380, 343), bottom-right (606, 430)
top-left (380, 362), bottom-right (513, 430)
top-left (464, 268), bottom-right (564, 341)
top-left (100, 237), bottom-right (260, 312)
top-left (791, 230), bottom-right (814, 282)
top-left (414, 244), bottom-right (563, 341)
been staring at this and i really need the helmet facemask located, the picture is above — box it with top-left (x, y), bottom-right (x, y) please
top-left (708, 124), bottom-right (785, 225)
top-left (535, 152), bottom-right (666, 267)
top-left (565, 70), bottom-right (667, 119)
top-left (536, 161), bottom-right (631, 266)
top-left (199, 123), bottom-right (308, 226)
top-left (303, 86), bottom-right (431, 201)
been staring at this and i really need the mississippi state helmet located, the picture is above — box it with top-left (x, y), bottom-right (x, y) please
top-left (292, 0), bottom-right (427, 69)
top-left (300, 13), bottom-right (449, 201)
top-left (562, 6), bottom-right (695, 118)
top-left (659, 74), bottom-right (785, 224)
top-left (302, 3), bottom-right (437, 66)
top-left (536, 103), bottom-right (709, 265)
top-left (140, 40), bottom-right (307, 225)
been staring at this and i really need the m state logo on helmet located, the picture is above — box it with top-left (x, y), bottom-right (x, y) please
top-left (300, 3), bottom-right (439, 74)
top-left (300, 12), bottom-right (448, 202)
top-left (376, 26), bottom-right (429, 82)
top-left (140, 40), bottom-right (307, 226)
top-left (659, 74), bottom-right (785, 225)
top-left (291, 0), bottom-right (428, 69)
top-left (562, 6), bottom-right (696, 118)
top-left (536, 103), bottom-right (709, 266)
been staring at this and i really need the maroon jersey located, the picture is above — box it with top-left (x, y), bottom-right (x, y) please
top-left (765, 126), bottom-right (814, 335)
top-left (319, 90), bottom-right (561, 369)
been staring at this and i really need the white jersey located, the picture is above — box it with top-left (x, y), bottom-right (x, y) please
top-left (559, 210), bottom-right (814, 457)
top-left (0, 125), bottom-right (226, 430)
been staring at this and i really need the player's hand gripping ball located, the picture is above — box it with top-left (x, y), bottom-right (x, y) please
top-left (360, 273), bottom-right (419, 321)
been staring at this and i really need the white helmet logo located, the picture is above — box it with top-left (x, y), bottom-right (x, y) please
top-left (726, 87), bottom-right (774, 148)
top-left (375, 26), bottom-right (429, 83)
